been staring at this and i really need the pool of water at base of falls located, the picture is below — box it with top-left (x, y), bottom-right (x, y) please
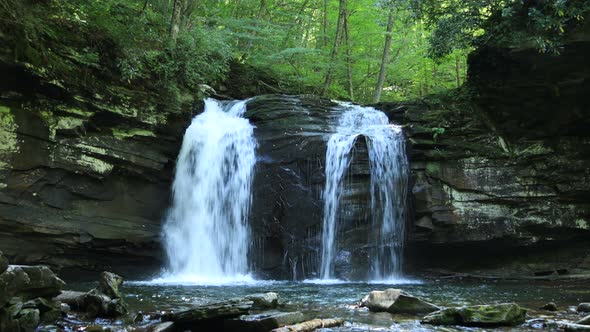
top-left (65, 278), bottom-right (590, 331)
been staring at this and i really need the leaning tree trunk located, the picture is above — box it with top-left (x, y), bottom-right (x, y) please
top-left (271, 318), bottom-right (345, 332)
top-left (372, 10), bottom-right (394, 103)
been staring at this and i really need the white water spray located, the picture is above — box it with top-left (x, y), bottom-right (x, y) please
top-left (159, 99), bottom-right (256, 284)
top-left (320, 103), bottom-right (408, 280)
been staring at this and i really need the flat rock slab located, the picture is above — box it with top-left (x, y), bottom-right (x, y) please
top-left (225, 311), bottom-right (304, 332)
top-left (421, 303), bottom-right (527, 327)
top-left (360, 289), bottom-right (440, 314)
top-left (162, 298), bottom-right (253, 324)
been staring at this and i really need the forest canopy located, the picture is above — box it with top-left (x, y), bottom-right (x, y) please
top-left (1, 0), bottom-right (588, 103)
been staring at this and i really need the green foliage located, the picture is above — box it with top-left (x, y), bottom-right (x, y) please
top-left (431, 127), bottom-right (445, 142)
top-left (409, 0), bottom-right (590, 58)
top-left (1, 0), bottom-right (586, 105)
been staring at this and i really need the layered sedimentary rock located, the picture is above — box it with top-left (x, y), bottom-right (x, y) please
top-left (0, 59), bottom-right (192, 277)
top-left (387, 20), bottom-right (590, 277)
top-left (246, 96), bottom-right (385, 279)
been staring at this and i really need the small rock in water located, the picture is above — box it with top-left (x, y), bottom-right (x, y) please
top-left (245, 292), bottom-right (280, 309)
top-left (360, 289), bottom-right (440, 314)
top-left (421, 303), bottom-right (527, 327)
top-left (579, 303), bottom-right (590, 313)
top-left (540, 302), bottom-right (558, 311)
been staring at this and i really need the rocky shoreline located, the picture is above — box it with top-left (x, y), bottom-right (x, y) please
top-left (3, 250), bottom-right (589, 332)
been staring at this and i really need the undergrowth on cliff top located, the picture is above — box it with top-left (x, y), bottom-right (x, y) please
top-left (0, 0), bottom-right (587, 105)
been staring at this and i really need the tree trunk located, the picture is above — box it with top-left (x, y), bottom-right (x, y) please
top-left (323, 0), bottom-right (328, 47)
top-left (271, 318), bottom-right (345, 332)
top-left (372, 10), bottom-right (394, 103)
top-left (170, 0), bottom-right (183, 42)
top-left (321, 0), bottom-right (346, 96)
top-left (343, 12), bottom-right (354, 101)
top-left (455, 53), bottom-right (461, 88)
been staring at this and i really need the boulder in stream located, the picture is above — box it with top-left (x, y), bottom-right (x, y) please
top-left (579, 303), bottom-right (590, 313)
top-left (421, 303), bottom-right (527, 327)
top-left (52, 271), bottom-right (128, 319)
top-left (245, 292), bottom-right (280, 309)
top-left (98, 271), bottom-right (124, 299)
top-left (0, 265), bottom-right (65, 307)
top-left (360, 289), bottom-right (440, 314)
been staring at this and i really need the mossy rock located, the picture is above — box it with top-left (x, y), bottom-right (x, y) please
top-left (421, 303), bottom-right (526, 327)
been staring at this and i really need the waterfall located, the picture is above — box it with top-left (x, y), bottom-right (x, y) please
top-left (320, 103), bottom-right (408, 280)
top-left (160, 98), bottom-right (256, 283)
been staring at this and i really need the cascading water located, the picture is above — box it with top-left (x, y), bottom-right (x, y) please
top-left (320, 103), bottom-right (408, 281)
top-left (159, 98), bottom-right (256, 284)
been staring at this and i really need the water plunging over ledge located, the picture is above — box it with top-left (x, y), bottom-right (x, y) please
top-left (158, 98), bottom-right (256, 284)
top-left (320, 103), bottom-right (409, 281)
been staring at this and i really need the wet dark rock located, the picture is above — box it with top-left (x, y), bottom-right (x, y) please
top-left (53, 291), bottom-right (86, 310)
top-left (245, 292), bottom-right (280, 309)
top-left (360, 289), bottom-right (440, 314)
top-left (540, 302), bottom-right (558, 311)
top-left (98, 271), bottom-right (124, 299)
top-left (52, 273), bottom-right (128, 318)
top-left (224, 311), bottom-right (304, 332)
top-left (0, 251), bottom-right (7, 274)
top-left (421, 303), bottom-right (527, 327)
top-left (77, 289), bottom-right (128, 319)
top-left (579, 303), bottom-right (590, 313)
top-left (16, 308), bottom-right (41, 332)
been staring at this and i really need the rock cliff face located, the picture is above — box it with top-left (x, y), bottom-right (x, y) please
top-left (0, 60), bottom-right (193, 277)
top-left (245, 96), bottom-right (385, 280)
top-left (393, 20), bottom-right (590, 277)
